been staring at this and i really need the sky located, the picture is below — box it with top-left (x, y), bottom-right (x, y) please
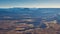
top-left (0, 0), bottom-right (60, 8)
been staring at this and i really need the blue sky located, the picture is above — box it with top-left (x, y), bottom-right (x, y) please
top-left (0, 0), bottom-right (60, 8)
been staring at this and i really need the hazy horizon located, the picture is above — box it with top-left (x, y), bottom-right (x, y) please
top-left (0, 0), bottom-right (60, 8)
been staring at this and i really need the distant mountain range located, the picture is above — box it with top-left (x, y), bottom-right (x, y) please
top-left (0, 8), bottom-right (60, 28)
top-left (0, 8), bottom-right (60, 20)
